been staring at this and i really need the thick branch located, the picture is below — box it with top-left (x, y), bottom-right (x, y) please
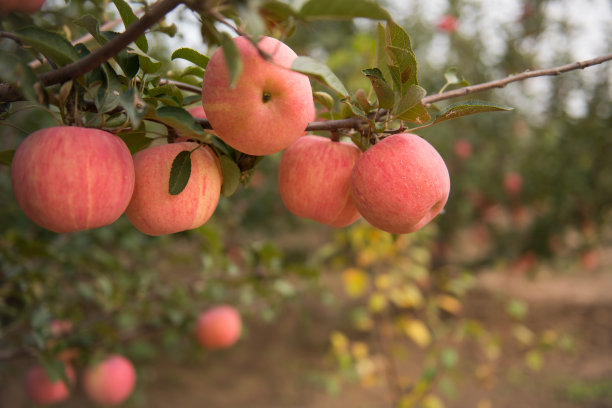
top-left (0, 0), bottom-right (181, 102)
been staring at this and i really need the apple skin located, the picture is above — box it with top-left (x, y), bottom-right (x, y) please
top-left (195, 305), bottom-right (242, 350)
top-left (25, 364), bottom-right (75, 405)
top-left (125, 142), bottom-right (221, 236)
top-left (278, 135), bottom-right (361, 227)
top-left (82, 354), bottom-right (136, 407)
top-left (0, 0), bottom-right (45, 15)
top-left (350, 133), bottom-right (450, 234)
top-left (201, 36), bottom-right (315, 156)
top-left (10, 126), bottom-right (135, 233)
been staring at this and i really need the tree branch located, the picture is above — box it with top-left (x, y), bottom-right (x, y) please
top-left (0, 0), bottom-right (182, 102)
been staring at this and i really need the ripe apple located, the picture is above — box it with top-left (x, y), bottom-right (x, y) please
top-left (0, 0), bottom-right (45, 15)
top-left (436, 15), bottom-right (458, 33)
top-left (201, 36), bottom-right (315, 156)
top-left (82, 354), bottom-right (136, 406)
top-left (25, 363), bottom-right (75, 405)
top-left (10, 126), bottom-right (135, 233)
top-left (350, 133), bottom-right (450, 234)
top-left (195, 305), bottom-right (242, 350)
top-left (278, 135), bottom-right (361, 227)
top-left (504, 172), bottom-right (523, 196)
top-left (125, 142), bottom-right (221, 236)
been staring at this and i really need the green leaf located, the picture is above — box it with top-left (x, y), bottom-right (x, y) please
top-left (299, 0), bottom-right (391, 21)
top-left (430, 100), bottom-right (513, 125)
top-left (119, 88), bottom-right (148, 128)
top-left (112, 0), bottom-right (148, 52)
top-left (171, 48), bottom-right (210, 69)
top-left (0, 150), bottom-right (16, 166)
top-left (385, 45), bottom-right (418, 88)
top-left (127, 48), bottom-right (162, 74)
top-left (95, 64), bottom-right (122, 113)
top-left (148, 84), bottom-right (184, 106)
top-left (439, 67), bottom-right (469, 93)
top-left (386, 19), bottom-right (413, 51)
top-left (179, 66), bottom-right (205, 79)
top-left (169, 150), bottom-right (192, 195)
top-left (292, 56), bottom-right (348, 97)
top-left (17, 26), bottom-right (80, 66)
top-left (313, 91), bottom-right (334, 110)
top-left (74, 15), bottom-right (105, 44)
top-left (220, 32), bottom-right (243, 89)
top-left (376, 23), bottom-right (392, 84)
top-left (219, 155), bottom-right (241, 197)
top-left (152, 106), bottom-right (206, 140)
top-left (100, 31), bottom-right (140, 78)
top-left (117, 131), bottom-right (152, 154)
top-left (363, 68), bottom-right (394, 109)
top-left (0, 50), bottom-right (39, 101)
top-left (393, 84), bottom-right (426, 117)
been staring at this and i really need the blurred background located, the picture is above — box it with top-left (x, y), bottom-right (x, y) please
top-left (1, 0), bottom-right (612, 407)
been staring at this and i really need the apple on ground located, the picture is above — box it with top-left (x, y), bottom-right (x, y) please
top-left (202, 36), bottom-right (315, 156)
top-left (10, 126), bottom-right (135, 233)
top-left (25, 363), bottom-right (75, 405)
top-left (278, 135), bottom-right (361, 227)
top-left (350, 133), bottom-right (450, 234)
top-left (82, 354), bottom-right (136, 406)
top-left (125, 142), bottom-right (221, 236)
top-left (195, 305), bottom-right (242, 350)
top-left (0, 0), bottom-right (45, 15)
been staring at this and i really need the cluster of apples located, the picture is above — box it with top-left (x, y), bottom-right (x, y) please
top-left (10, 35), bottom-right (449, 236)
top-left (25, 354), bottom-right (136, 406)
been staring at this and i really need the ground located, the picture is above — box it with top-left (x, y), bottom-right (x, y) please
top-left (3, 251), bottom-right (612, 408)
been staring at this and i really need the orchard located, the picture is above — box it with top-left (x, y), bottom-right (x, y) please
top-left (1, 0), bottom-right (612, 407)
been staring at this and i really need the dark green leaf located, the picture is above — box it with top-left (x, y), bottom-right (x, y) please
top-left (220, 33), bottom-right (243, 89)
top-left (117, 131), bottom-right (152, 154)
top-left (0, 50), bottom-right (39, 101)
top-left (0, 150), bottom-right (16, 166)
top-left (119, 88), bottom-right (148, 128)
top-left (152, 106), bottom-right (206, 140)
top-left (179, 66), bottom-right (205, 79)
top-left (430, 100), bottom-right (513, 125)
top-left (171, 48), bottom-right (210, 69)
top-left (74, 15), bottom-right (105, 44)
top-left (148, 84), bottom-right (184, 105)
top-left (16, 26), bottom-right (80, 66)
top-left (219, 155), bottom-right (241, 197)
top-left (363, 68), bottom-right (394, 109)
top-left (299, 0), bottom-right (391, 21)
top-left (95, 64), bottom-right (122, 113)
top-left (101, 31), bottom-right (140, 77)
top-left (127, 48), bottom-right (162, 74)
top-left (112, 0), bottom-right (148, 52)
top-left (292, 56), bottom-right (348, 97)
top-left (169, 150), bottom-right (192, 195)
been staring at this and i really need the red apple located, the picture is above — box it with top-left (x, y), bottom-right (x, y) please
top-left (436, 15), bottom-right (458, 33)
top-left (195, 305), bottom-right (242, 350)
top-left (202, 36), bottom-right (315, 156)
top-left (25, 363), bottom-right (75, 405)
top-left (350, 133), bottom-right (450, 234)
top-left (454, 138), bottom-right (473, 159)
top-left (504, 172), bottom-right (523, 196)
top-left (0, 0), bottom-right (45, 15)
top-left (10, 126), bottom-right (135, 233)
top-left (278, 135), bottom-right (361, 227)
top-left (125, 142), bottom-right (221, 236)
top-left (83, 354), bottom-right (136, 406)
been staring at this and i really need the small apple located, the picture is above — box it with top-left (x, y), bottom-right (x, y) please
top-left (454, 138), bottom-right (473, 159)
top-left (504, 172), bottom-right (523, 196)
top-left (202, 36), bottom-right (315, 156)
top-left (436, 15), bottom-right (458, 33)
top-left (0, 0), bottom-right (45, 15)
top-left (25, 363), bottom-right (75, 405)
top-left (10, 126), bottom-right (135, 233)
top-left (278, 135), bottom-right (361, 227)
top-left (125, 142), bottom-right (221, 236)
top-left (350, 133), bottom-right (450, 234)
top-left (83, 354), bottom-right (136, 406)
top-left (195, 305), bottom-right (242, 350)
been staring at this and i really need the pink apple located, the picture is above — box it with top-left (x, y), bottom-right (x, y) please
top-left (125, 142), bottom-right (221, 236)
top-left (278, 135), bottom-right (361, 227)
top-left (436, 15), bottom-right (458, 33)
top-left (202, 36), bottom-right (315, 156)
top-left (195, 305), bottom-right (242, 350)
top-left (454, 138), bottom-right (473, 159)
top-left (25, 363), bottom-right (75, 405)
top-left (504, 172), bottom-right (523, 196)
top-left (10, 126), bottom-right (135, 233)
top-left (350, 133), bottom-right (450, 234)
top-left (83, 354), bottom-right (136, 406)
top-left (0, 0), bottom-right (45, 15)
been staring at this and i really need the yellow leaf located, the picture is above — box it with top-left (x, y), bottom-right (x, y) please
top-left (351, 341), bottom-right (369, 359)
top-left (437, 294), bottom-right (462, 315)
top-left (330, 331), bottom-right (348, 353)
top-left (423, 394), bottom-right (445, 408)
top-left (390, 284), bottom-right (424, 309)
top-left (402, 318), bottom-right (431, 348)
top-left (342, 268), bottom-right (369, 297)
top-left (374, 273), bottom-right (392, 290)
top-left (368, 292), bottom-right (388, 313)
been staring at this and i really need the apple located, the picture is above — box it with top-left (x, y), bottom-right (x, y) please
top-left (82, 354), bottom-right (136, 406)
top-left (504, 172), bottom-right (523, 196)
top-left (278, 135), bottom-right (361, 227)
top-left (125, 142), bottom-right (221, 236)
top-left (195, 305), bottom-right (242, 350)
top-left (25, 363), bottom-right (75, 405)
top-left (0, 0), bottom-right (45, 15)
top-left (10, 126), bottom-right (135, 233)
top-left (453, 138), bottom-right (473, 159)
top-left (201, 35), bottom-right (315, 156)
top-left (436, 15), bottom-right (458, 33)
top-left (350, 133), bottom-right (450, 234)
